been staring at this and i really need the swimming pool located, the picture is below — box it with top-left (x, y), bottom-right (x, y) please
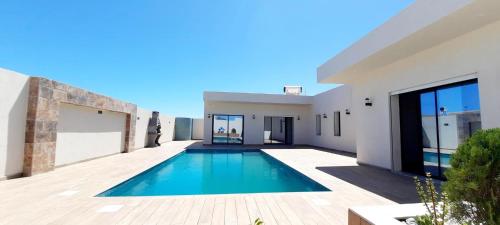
top-left (98, 149), bottom-right (329, 196)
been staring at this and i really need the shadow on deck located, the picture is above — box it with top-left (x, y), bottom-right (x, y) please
top-left (317, 165), bottom-right (422, 204)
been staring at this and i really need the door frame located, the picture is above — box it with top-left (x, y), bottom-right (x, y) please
top-left (211, 114), bottom-right (245, 145)
top-left (284, 117), bottom-right (294, 145)
top-left (264, 116), bottom-right (294, 145)
top-left (398, 78), bottom-right (479, 179)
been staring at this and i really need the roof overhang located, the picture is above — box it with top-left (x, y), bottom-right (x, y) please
top-left (317, 0), bottom-right (500, 84)
top-left (204, 91), bottom-right (313, 105)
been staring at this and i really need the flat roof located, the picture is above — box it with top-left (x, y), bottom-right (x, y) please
top-left (317, 0), bottom-right (500, 83)
top-left (204, 91), bottom-right (313, 105)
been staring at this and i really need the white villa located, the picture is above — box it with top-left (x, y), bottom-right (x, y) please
top-left (0, 0), bottom-right (499, 224)
top-left (204, 0), bottom-right (500, 179)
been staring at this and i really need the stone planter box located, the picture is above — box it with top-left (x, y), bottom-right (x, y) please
top-left (348, 203), bottom-right (428, 225)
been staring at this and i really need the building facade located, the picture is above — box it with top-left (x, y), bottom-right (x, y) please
top-left (204, 0), bottom-right (500, 178)
top-left (203, 86), bottom-right (356, 152)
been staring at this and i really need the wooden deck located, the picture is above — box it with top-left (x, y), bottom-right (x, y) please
top-left (0, 141), bottom-right (415, 225)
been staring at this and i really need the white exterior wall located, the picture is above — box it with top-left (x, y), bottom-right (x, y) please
top-left (191, 118), bottom-right (204, 140)
top-left (203, 86), bottom-right (357, 153)
top-left (204, 102), bottom-right (312, 145)
top-left (351, 20), bottom-right (500, 169)
top-left (0, 69), bottom-right (29, 179)
top-left (0, 68), bottom-right (179, 177)
top-left (135, 107), bottom-right (176, 148)
top-left (158, 114), bottom-right (175, 143)
top-left (311, 85), bottom-right (356, 153)
top-left (134, 107), bottom-right (151, 149)
top-left (55, 103), bottom-right (126, 166)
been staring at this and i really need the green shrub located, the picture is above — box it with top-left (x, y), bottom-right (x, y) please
top-left (443, 128), bottom-right (500, 225)
top-left (415, 214), bottom-right (434, 225)
top-left (414, 173), bottom-right (449, 225)
top-left (253, 218), bottom-right (264, 225)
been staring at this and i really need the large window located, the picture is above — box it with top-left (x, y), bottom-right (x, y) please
top-left (315, 114), bottom-right (321, 136)
top-left (419, 80), bottom-right (481, 178)
top-left (212, 114), bottom-right (244, 144)
top-left (334, 111), bottom-right (341, 136)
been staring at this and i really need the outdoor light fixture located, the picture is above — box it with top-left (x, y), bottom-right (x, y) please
top-left (323, 113), bottom-right (328, 118)
top-left (207, 113), bottom-right (211, 118)
top-left (364, 97), bottom-right (373, 106)
top-left (297, 115), bottom-right (301, 120)
top-left (252, 114), bottom-right (256, 119)
top-left (345, 109), bottom-right (351, 115)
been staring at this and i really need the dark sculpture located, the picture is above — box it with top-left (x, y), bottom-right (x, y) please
top-left (147, 111), bottom-right (162, 147)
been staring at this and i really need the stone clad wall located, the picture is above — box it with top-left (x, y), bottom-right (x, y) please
top-left (23, 77), bottom-right (137, 176)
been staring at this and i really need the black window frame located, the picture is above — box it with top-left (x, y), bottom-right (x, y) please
top-left (211, 114), bottom-right (244, 145)
top-left (334, 111), bottom-right (341, 136)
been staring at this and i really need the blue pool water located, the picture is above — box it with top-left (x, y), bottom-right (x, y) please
top-left (212, 136), bottom-right (243, 144)
top-left (98, 149), bottom-right (329, 196)
top-left (423, 152), bottom-right (451, 166)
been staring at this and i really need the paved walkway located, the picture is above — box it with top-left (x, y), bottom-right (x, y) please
top-left (0, 141), bottom-right (417, 225)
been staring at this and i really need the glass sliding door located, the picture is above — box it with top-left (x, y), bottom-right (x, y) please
top-left (418, 80), bottom-right (481, 178)
top-left (212, 115), bottom-right (229, 144)
top-left (264, 117), bottom-right (272, 144)
top-left (228, 115), bottom-right (243, 144)
top-left (284, 117), bottom-right (293, 145)
top-left (212, 114), bottom-right (244, 144)
top-left (436, 82), bottom-right (481, 173)
top-left (264, 116), bottom-right (292, 144)
top-left (420, 91), bottom-right (440, 177)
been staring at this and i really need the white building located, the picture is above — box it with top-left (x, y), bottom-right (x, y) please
top-left (203, 86), bottom-right (355, 152)
top-left (204, 0), bottom-right (500, 178)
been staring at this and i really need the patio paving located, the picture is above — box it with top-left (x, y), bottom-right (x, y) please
top-left (316, 165), bottom-right (419, 204)
top-left (0, 141), bottom-right (418, 225)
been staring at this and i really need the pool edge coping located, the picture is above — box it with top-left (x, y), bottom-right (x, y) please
top-left (95, 148), bottom-right (332, 197)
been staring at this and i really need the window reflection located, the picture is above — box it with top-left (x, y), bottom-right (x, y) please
top-left (212, 115), bottom-right (244, 144)
top-left (437, 83), bottom-right (481, 169)
top-left (420, 81), bottom-right (481, 178)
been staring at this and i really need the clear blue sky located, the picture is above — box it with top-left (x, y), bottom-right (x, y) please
top-left (0, 0), bottom-right (413, 118)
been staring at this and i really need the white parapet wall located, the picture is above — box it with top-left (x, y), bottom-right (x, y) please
top-left (192, 118), bottom-right (204, 140)
top-left (55, 103), bottom-right (127, 166)
top-left (55, 105), bottom-right (177, 166)
top-left (158, 113), bottom-right (175, 143)
top-left (135, 107), bottom-right (152, 149)
top-left (311, 85), bottom-right (356, 153)
top-left (0, 68), bottom-right (29, 179)
top-left (135, 107), bottom-right (176, 149)
top-left (0, 68), bottom-right (180, 179)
